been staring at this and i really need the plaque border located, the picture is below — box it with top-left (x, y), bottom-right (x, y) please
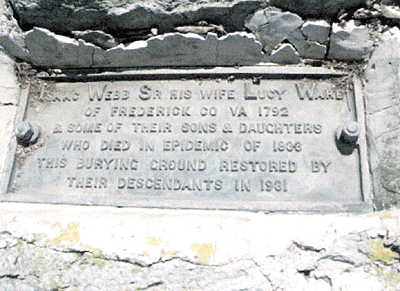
top-left (1, 66), bottom-right (373, 213)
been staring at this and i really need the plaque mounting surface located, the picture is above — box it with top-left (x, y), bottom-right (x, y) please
top-left (3, 67), bottom-right (371, 212)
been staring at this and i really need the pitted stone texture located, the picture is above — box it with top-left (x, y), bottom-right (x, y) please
top-left (72, 30), bottom-right (118, 50)
top-left (365, 27), bottom-right (400, 209)
top-left (267, 43), bottom-right (301, 64)
top-left (0, 204), bottom-right (399, 290)
top-left (288, 29), bottom-right (327, 59)
top-left (301, 20), bottom-right (330, 45)
top-left (25, 27), bottom-right (103, 68)
top-left (0, 0), bottom-right (27, 59)
top-left (246, 7), bottom-right (303, 53)
top-left (0, 48), bottom-right (19, 104)
top-left (270, 0), bottom-right (365, 18)
top-left (328, 20), bottom-right (374, 61)
top-left (10, 0), bottom-right (366, 36)
top-left (245, 8), bottom-right (328, 60)
top-left (216, 32), bottom-right (265, 65)
top-left (24, 28), bottom-right (264, 68)
top-left (0, 49), bottom-right (18, 181)
top-left (10, 0), bottom-right (266, 34)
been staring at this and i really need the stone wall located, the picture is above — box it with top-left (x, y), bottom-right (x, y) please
top-left (0, 0), bottom-right (377, 68)
top-left (1, 0), bottom-right (400, 290)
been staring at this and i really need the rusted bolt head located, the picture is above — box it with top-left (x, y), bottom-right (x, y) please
top-left (15, 121), bottom-right (41, 145)
top-left (340, 121), bottom-right (360, 143)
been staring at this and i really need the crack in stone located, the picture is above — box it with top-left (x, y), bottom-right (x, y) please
top-left (293, 241), bottom-right (326, 252)
top-left (381, 182), bottom-right (400, 195)
top-left (0, 102), bottom-right (16, 106)
top-left (313, 274), bottom-right (333, 287)
top-left (319, 254), bottom-right (355, 265)
top-left (0, 274), bottom-right (22, 280)
top-left (324, 21), bottom-right (334, 60)
top-left (2, 231), bottom-right (256, 271)
top-left (136, 281), bottom-right (164, 290)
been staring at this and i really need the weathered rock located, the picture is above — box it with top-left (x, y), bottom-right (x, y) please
top-left (364, 27), bottom-right (400, 209)
top-left (217, 32), bottom-right (264, 65)
top-left (270, 0), bottom-right (365, 18)
top-left (25, 27), bottom-right (103, 68)
top-left (381, 5), bottom-right (400, 19)
top-left (328, 20), bottom-right (374, 61)
top-left (246, 10), bottom-right (331, 60)
top-left (288, 29), bottom-right (327, 59)
top-left (10, 0), bottom-right (366, 37)
top-left (246, 7), bottom-right (303, 53)
top-left (23, 28), bottom-right (264, 68)
top-left (175, 25), bottom-right (226, 36)
top-left (0, 49), bottom-right (18, 181)
top-left (301, 20), bottom-right (330, 44)
top-left (107, 32), bottom-right (219, 67)
top-left (10, 0), bottom-right (266, 35)
top-left (0, 0), bottom-right (27, 59)
top-left (268, 43), bottom-right (301, 64)
top-left (72, 30), bottom-right (118, 50)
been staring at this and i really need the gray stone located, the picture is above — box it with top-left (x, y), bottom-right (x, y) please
top-left (106, 33), bottom-right (218, 67)
top-left (9, 0), bottom-right (366, 36)
top-left (72, 30), bottom-right (118, 50)
top-left (24, 27), bottom-right (104, 68)
top-left (268, 43), bottom-right (301, 64)
top-left (0, 0), bottom-right (27, 59)
top-left (0, 47), bottom-right (19, 104)
top-left (381, 5), bottom-right (400, 19)
top-left (247, 7), bottom-right (303, 52)
top-left (10, 0), bottom-right (266, 34)
top-left (23, 29), bottom-right (264, 68)
top-left (301, 20), bottom-right (330, 44)
top-left (270, 0), bottom-right (365, 18)
top-left (288, 29), bottom-right (327, 59)
top-left (216, 32), bottom-right (264, 65)
top-left (364, 27), bottom-right (400, 209)
top-left (328, 20), bottom-right (374, 61)
top-left (244, 9), bottom-right (269, 32)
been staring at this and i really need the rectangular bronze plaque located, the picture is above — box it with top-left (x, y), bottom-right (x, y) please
top-left (2, 67), bottom-right (372, 212)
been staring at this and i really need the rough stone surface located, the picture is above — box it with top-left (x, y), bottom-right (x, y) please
top-left (9, 0), bottom-right (366, 37)
top-left (365, 27), bottom-right (400, 209)
top-left (270, 0), bottom-right (365, 18)
top-left (301, 20), bottom-right (330, 44)
top-left (24, 28), bottom-right (265, 68)
top-left (288, 29), bottom-right (327, 59)
top-left (246, 7), bottom-right (303, 53)
top-left (328, 20), bottom-right (374, 61)
top-left (0, 49), bottom-right (18, 185)
top-left (25, 27), bottom-right (102, 68)
top-left (246, 9), bottom-right (330, 59)
top-left (0, 203), bottom-right (399, 290)
top-left (10, 0), bottom-right (267, 34)
top-left (0, 0), bottom-right (27, 59)
top-left (72, 30), bottom-right (118, 50)
top-left (268, 43), bottom-right (301, 64)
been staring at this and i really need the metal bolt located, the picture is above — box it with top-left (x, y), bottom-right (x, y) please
top-left (340, 121), bottom-right (360, 144)
top-left (15, 121), bottom-right (41, 145)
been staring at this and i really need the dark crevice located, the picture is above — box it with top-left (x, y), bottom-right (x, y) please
top-left (6, 0), bottom-right (20, 27)
top-left (324, 20), bottom-right (334, 60)
top-left (298, 269), bottom-right (313, 277)
top-left (293, 241), bottom-right (325, 252)
top-left (319, 255), bottom-right (355, 265)
top-left (314, 275), bottom-right (333, 287)
top-left (0, 274), bottom-right (21, 280)
top-left (137, 281), bottom-right (164, 290)
top-left (0, 102), bottom-right (16, 106)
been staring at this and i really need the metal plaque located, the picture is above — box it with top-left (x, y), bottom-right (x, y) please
top-left (2, 67), bottom-right (372, 212)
